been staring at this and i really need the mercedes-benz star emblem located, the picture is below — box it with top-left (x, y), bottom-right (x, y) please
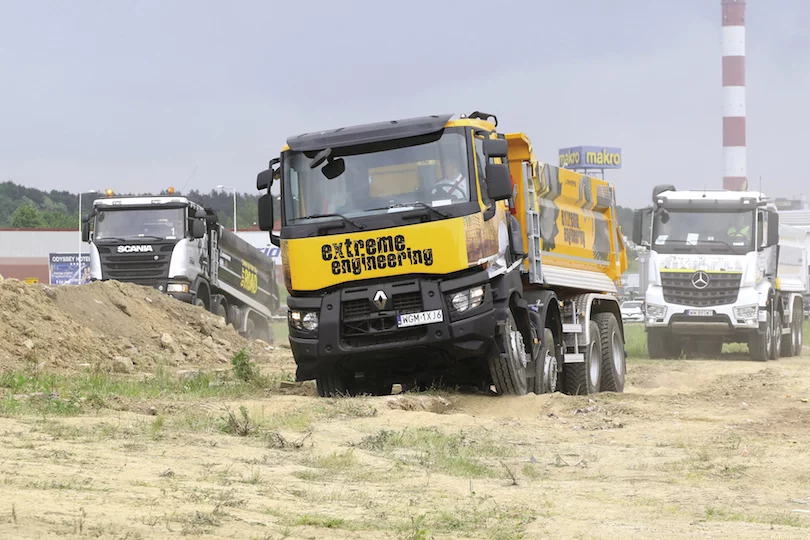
top-left (373, 290), bottom-right (388, 310)
top-left (692, 271), bottom-right (710, 290)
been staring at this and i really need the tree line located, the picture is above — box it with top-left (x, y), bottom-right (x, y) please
top-left (0, 180), bottom-right (639, 242)
top-left (0, 181), bottom-right (267, 230)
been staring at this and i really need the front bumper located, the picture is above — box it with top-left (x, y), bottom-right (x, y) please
top-left (644, 285), bottom-right (759, 336)
top-left (287, 271), bottom-right (497, 381)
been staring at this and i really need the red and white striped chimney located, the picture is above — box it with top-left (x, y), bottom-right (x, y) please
top-left (722, 0), bottom-right (747, 191)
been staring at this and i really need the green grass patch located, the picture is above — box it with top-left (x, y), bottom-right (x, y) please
top-left (357, 427), bottom-right (516, 479)
top-left (624, 319), bottom-right (810, 361)
top-left (0, 351), bottom-right (294, 418)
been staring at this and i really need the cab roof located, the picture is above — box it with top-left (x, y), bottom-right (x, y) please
top-left (283, 113), bottom-right (497, 152)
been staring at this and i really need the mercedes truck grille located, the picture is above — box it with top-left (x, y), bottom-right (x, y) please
top-left (661, 271), bottom-right (742, 307)
top-left (97, 245), bottom-right (172, 284)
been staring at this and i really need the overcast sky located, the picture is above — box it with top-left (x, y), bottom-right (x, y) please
top-left (1, 0), bottom-right (808, 208)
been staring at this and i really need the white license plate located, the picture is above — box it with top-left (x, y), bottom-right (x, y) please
top-left (397, 309), bottom-right (444, 328)
top-left (687, 310), bottom-right (714, 317)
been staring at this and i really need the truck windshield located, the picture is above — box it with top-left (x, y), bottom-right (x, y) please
top-left (283, 129), bottom-right (472, 224)
top-left (94, 208), bottom-right (186, 241)
top-left (652, 209), bottom-right (754, 254)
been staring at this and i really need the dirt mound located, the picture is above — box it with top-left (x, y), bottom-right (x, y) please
top-left (0, 278), bottom-right (285, 374)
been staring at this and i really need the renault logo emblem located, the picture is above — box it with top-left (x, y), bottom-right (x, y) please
top-left (692, 271), bottom-right (710, 290)
top-left (373, 290), bottom-right (388, 310)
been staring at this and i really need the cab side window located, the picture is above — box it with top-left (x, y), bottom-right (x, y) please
top-left (474, 136), bottom-right (492, 208)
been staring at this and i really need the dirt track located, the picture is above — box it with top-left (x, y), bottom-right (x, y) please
top-left (1, 342), bottom-right (809, 539)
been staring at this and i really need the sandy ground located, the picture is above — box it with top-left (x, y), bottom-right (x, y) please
top-left (1, 348), bottom-right (810, 539)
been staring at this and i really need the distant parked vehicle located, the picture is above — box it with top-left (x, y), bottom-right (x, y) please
top-left (620, 300), bottom-right (645, 323)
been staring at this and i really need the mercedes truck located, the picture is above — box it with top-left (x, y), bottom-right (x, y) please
top-left (633, 185), bottom-right (807, 361)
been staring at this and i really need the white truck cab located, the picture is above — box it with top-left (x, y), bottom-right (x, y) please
top-left (633, 185), bottom-right (806, 361)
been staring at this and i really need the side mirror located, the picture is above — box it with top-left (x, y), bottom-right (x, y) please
top-left (483, 138), bottom-right (508, 159)
top-left (81, 221), bottom-right (91, 243)
top-left (768, 211), bottom-right (779, 246)
top-left (485, 163), bottom-right (512, 201)
top-left (257, 169), bottom-right (274, 191)
top-left (258, 192), bottom-right (274, 232)
top-left (191, 219), bottom-right (206, 239)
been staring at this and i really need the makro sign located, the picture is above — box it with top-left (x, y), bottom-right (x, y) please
top-left (558, 146), bottom-right (622, 169)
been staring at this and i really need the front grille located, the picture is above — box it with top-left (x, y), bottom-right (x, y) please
top-left (98, 245), bottom-right (173, 285)
top-left (341, 291), bottom-right (425, 346)
top-left (341, 292), bottom-right (423, 320)
top-left (661, 271), bottom-right (742, 307)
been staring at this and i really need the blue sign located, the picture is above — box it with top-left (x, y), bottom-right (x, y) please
top-left (558, 146), bottom-right (622, 169)
top-left (48, 253), bottom-right (91, 285)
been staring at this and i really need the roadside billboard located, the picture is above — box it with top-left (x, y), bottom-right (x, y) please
top-left (48, 253), bottom-right (91, 285)
top-left (559, 146), bottom-right (622, 169)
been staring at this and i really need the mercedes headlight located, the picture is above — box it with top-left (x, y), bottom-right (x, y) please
top-left (289, 310), bottom-right (319, 332)
top-left (646, 304), bottom-right (667, 319)
top-left (450, 286), bottom-right (485, 314)
top-left (733, 304), bottom-right (758, 322)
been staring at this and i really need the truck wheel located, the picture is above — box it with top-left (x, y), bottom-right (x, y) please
top-left (533, 327), bottom-right (559, 394)
top-left (489, 308), bottom-right (529, 395)
top-left (782, 307), bottom-right (801, 357)
top-left (647, 329), bottom-right (681, 359)
top-left (564, 320), bottom-right (601, 395)
top-left (770, 312), bottom-right (782, 360)
top-left (595, 313), bottom-right (625, 393)
top-left (794, 306), bottom-right (804, 357)
top-left (748, 311), bottom-right (772, 362)
top-left (316, 370), bottom-right (353, 397)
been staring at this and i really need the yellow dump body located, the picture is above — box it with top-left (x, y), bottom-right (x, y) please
top-left (506, 133), bottom-right (627, 292)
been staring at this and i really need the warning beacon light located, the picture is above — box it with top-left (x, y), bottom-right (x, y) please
top-left (167, 186), bottom-right (175, 195)
top-left (105, 188), bottom-right (114, 197)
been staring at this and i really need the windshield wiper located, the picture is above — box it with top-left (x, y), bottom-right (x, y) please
top-left (134, 235), bottom-right (165, 241)
top-left (294, 213), bottom-right (365, 230)
top-left (368, 202), bottom-right (451, 219)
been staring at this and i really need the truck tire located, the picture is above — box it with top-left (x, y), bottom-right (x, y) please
top-left (489, 308), bottom-right (529, 395)
top-left (316, 371), bottom-right (353, 398)
top-left (782, 306), bottom-right (801, 357)
top-left (594, 313), bottom-right (625, 393)
top-left (533, 327), bottom-right (559, 394)
top-left (564, 320), bottom-right (601, 395)
top-left (647, 329), bottom-right (681, 359)
top-left (748, 311), bottom-right (772, 362)
top-left (770, 312), bottom-right (782, 360)
top-left (795, 306), bottom-right (804, 357)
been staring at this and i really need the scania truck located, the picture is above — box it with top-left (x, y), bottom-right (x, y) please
top-left (255, 112), bottom-right (629, 397)
top-left (633, 185), bottom-right (807, 361)
top-left (82, 192), bottom-right (280, 342)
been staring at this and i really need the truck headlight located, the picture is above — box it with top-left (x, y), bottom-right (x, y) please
top-left (733, 304), bottom-right (758, 322)
top-left (450, 286), bottom-right (485, 314)
top-left (646, 304), bottom-right (667, 319)
top-left (302, 312), bottom-right (319, 331)
top-left (289, 310), bottom-right (319, 332)
top-left (167, 283), bottom-right (189, 293)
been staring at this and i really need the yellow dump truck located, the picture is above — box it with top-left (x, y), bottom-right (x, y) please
top-left (256, 112), bottom-right (629, 397)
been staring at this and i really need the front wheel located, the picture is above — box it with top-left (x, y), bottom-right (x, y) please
top-left (770, 312), bottom-right (783, 360)
top-left (749, 311), bottom-right (772, 362)
top-left (489, 308), bottom-right (530, 395)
